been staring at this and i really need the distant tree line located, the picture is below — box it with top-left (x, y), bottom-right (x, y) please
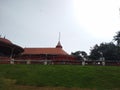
top-left (71, 31), bottom-right (120, 61)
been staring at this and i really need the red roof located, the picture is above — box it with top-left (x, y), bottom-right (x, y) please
top-left (0, 37), bottom-right (12, 44)
top-left (23, 48), bottom-right (68, 55)
top-left (0, 37), bottom-right (24, 55)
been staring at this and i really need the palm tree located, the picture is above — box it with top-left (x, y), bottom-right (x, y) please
top-left (114, 31), bottom-right (120, 46)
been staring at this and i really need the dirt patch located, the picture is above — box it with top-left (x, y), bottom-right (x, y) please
top-left (2, 78), bottom-right (95, 90)
top-left (11, 85), bottom-right (96, 90)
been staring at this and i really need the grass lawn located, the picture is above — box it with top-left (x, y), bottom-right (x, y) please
top-left (0, 65), bottom-right (120, 90)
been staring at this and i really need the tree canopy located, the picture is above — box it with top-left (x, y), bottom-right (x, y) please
top-left (72, 31), bottom-right (120, 61)
top-left (89, 31), bottom-right (120, 61)
top-left (71, 51), bottom-right (88, 60)
top-left (114, 31), bottom-right (120, 46)
top-left (89, 42), bottom-right (120, 60)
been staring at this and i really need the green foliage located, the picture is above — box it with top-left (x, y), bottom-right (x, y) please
top-left (89, 42), bottom-right (120, 60)
top-left (0, 65), bottom-right (120, 89)
top-left (89, 44), bottom-right (100, 60)
top-left (89, 31), bottom-right (120, 60)
top-left (71, 51), bottom-right (88, 60)
top-left (114, 31), bottom-right (120, 46)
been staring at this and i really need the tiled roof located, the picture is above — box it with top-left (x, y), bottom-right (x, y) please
top-left (22, 48), bottom-right (68, 55)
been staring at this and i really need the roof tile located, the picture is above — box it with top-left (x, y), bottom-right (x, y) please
top-left (22, 48), bottom-right (68, 55)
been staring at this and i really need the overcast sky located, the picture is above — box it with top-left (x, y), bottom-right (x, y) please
top-left (0, 0), bottom-right (120, 54)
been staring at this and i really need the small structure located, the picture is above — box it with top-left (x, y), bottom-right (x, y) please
top-left (0, 37), bottom-right (24, 64)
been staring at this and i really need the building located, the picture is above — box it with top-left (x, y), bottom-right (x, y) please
top-left (0, 37), bottom-right (120, 65)
top-left (16, 40), bottom-right (77, 64)
top-left (0, 37), bottom-right (77, 64)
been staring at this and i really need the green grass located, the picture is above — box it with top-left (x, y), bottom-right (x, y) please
top-left (0, 65), bottom-right (120, 90)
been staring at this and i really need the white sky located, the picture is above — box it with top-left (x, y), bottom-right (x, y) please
top-left (0, 0), bottom-right (120, 54)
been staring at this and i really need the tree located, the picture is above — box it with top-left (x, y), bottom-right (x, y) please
top-left (89, 31), bottom-right (120, 61)
top-left (114, 31), bottom-right (120, 46)
top-left (89, 44), bottom-right (101, 60)
top-left (71, 51), bottom-right (88, 60)
top-left (89, 42), bottom-right (120, 61)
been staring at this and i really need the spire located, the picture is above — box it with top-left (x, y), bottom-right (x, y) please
top-left (56, 32), bottom-right (62, 48)
top-left (119, 8), bottom-right (120, 15)
top-left (59, 32), bottom-right (60, 42)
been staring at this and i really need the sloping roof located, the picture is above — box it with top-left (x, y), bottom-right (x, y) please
top-left (0, 37), bottom-right (12, 44)
top-left (0, 37), bottom-right (24, 55)
top-left (22, 48), bottom-right (68, 55)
